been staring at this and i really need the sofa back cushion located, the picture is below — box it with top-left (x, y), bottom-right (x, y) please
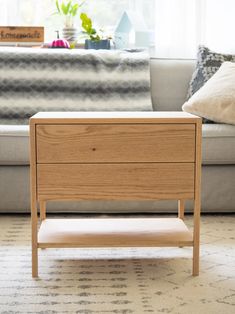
top-left (150, 59), bottom-right (195, 111)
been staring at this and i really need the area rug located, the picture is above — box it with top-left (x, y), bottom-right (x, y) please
top-left (0, 214), bottom-right (234, 314)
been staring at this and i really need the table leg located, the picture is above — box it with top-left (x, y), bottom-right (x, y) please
top-left (31, 202), bottom-right (38, 278)
top-left (193, 119), bottom-right (202, 276)
top-left (178, 200), bottom-right (185, 248)
top-left (40, 201), bottom-right (46, 221)
top-left (178, 199), bottom-right (185, 220)
top-left (193, 198), bottom-right (200, 276)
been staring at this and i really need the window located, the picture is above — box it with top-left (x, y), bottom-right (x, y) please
top-left (0, 0), bottom-right (235, 58)
top-left (0, 0), bottom-right (155, 44)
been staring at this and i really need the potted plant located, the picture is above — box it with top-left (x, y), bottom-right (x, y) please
top-left (80, 13), bottom-right (111, 50)
top-left (55, 0), bottom-right (84, 42)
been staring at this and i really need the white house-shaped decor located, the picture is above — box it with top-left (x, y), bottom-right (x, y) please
top-left (114, 11), bottom-right (150, 49)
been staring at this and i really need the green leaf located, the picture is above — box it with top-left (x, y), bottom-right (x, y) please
top-left (80, 12), bottom-right (101, 41)
top-left (56, 0), bottom-right (84, 17)
top-left (71, 3), bottom-right (79, 16)
top-left (61, 3), bottom-right (68, 15)
top-left (90, 28), bottom-right (96, 35)
top-left (80, 12), bottom-right (92, 32)
top-left (66, 1), bottom-right (72, 14)
top-left (56, 0), bottom-right (61, 13)
top-left (90, 34), bottom-right (100, 41)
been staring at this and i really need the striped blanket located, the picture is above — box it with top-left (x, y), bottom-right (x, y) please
top-left (0, 48), bottom-right (152, 125)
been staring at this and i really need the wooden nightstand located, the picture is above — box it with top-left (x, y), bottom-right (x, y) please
top-left (30, 112), bottom-right (202, 278)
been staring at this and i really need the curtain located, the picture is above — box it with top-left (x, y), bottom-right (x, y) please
top-left (154, 0), bottom-right (235, 58)
top-left (204, 0), bottom-right (235, 54)
top-left (154, 0), bottom-right (196, 58)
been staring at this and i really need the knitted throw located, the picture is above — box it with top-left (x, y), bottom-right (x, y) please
top-left (0, 48), bottom-right (152, 125)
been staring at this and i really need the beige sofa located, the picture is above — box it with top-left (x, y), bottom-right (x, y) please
top-left (0, 58), bottom-right (235, 213)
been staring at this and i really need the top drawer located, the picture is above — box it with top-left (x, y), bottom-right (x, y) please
top-left (36, 124), bottom-right (195, 163)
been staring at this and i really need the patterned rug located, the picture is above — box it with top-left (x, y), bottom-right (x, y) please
top-left (0, 214), bottom-right (234, 314)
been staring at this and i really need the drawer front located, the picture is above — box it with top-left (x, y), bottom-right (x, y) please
top-left (37, 163), bottom-right (195, 201)
top-left (36, 124), bottom-right (195, 163)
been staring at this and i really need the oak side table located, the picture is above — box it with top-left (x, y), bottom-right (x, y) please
top-left (30, 112), bottom-right (202, 278)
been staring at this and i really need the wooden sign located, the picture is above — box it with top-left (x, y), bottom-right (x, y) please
top-left (0, 27), bottom-right (44, 43)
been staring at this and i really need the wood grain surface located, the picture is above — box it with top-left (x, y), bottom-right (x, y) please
top-left (36, 124), bottom-right (195, 163)
top-left (30, 111), bottom-right (201, 125)
top-left (37, 163), bottom-right (195, 201)
top-left (30, 112), bottom-right (202, 277)
top-left (0, 26), bottom-right (44, 42)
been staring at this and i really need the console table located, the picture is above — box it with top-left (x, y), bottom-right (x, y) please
top-left (30, 112), bottom-right (202, 278)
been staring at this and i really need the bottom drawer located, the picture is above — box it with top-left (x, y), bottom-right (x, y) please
top-left (37, 163), bottom-right (195, 201)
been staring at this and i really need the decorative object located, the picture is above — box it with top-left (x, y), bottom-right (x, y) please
top-left (30, 111), bottom-right (202, 277)
top-left (183, 62), bottom-right (235, 125)
top-left (0, 48), bottom-right (152, 125)
top-left (85, 39), bottom-right (110, 50)
top-left (0, 26), bottom-right (44, 46)
top-left (61, 27), bottom-right (78, 43)
top-left (55, 0), bottom-right (83, 42)
top-left (51, 31), bottom-right (70, 48)
top-left (114, 11), bottom-right (150, 49)
top-left (80, 13), bottom-right (111, 50)
top-left (187, 45), bottom-right (235, 98)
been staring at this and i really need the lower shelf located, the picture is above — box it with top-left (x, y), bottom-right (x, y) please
top-left (38, 218), bottom-right (193, 248)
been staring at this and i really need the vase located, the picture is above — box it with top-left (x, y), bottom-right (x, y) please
top-left (62, 27), bottom-right (78, 43)
top-left (85, 39), bottom-right (111, 50)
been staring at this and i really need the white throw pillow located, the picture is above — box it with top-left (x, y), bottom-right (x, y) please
top-left (182, 61), bottom-right (235, 125)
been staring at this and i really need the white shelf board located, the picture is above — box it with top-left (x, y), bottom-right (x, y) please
top-left (38, 218), bottom-right (193, 248)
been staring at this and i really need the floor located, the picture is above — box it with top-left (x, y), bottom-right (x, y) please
top-left (0, 214), bottom-right (234, 314)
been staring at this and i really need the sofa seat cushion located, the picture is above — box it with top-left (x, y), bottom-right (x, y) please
top-left (0, 125), bottom-right (29, 165)
top-left (202, 124), bottom-right (235, 164)
top-left (1, 123), bottom-right (235, 166)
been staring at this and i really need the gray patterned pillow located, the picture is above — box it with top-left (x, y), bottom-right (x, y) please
top-left (188, 46), bottom-right (235, 98)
